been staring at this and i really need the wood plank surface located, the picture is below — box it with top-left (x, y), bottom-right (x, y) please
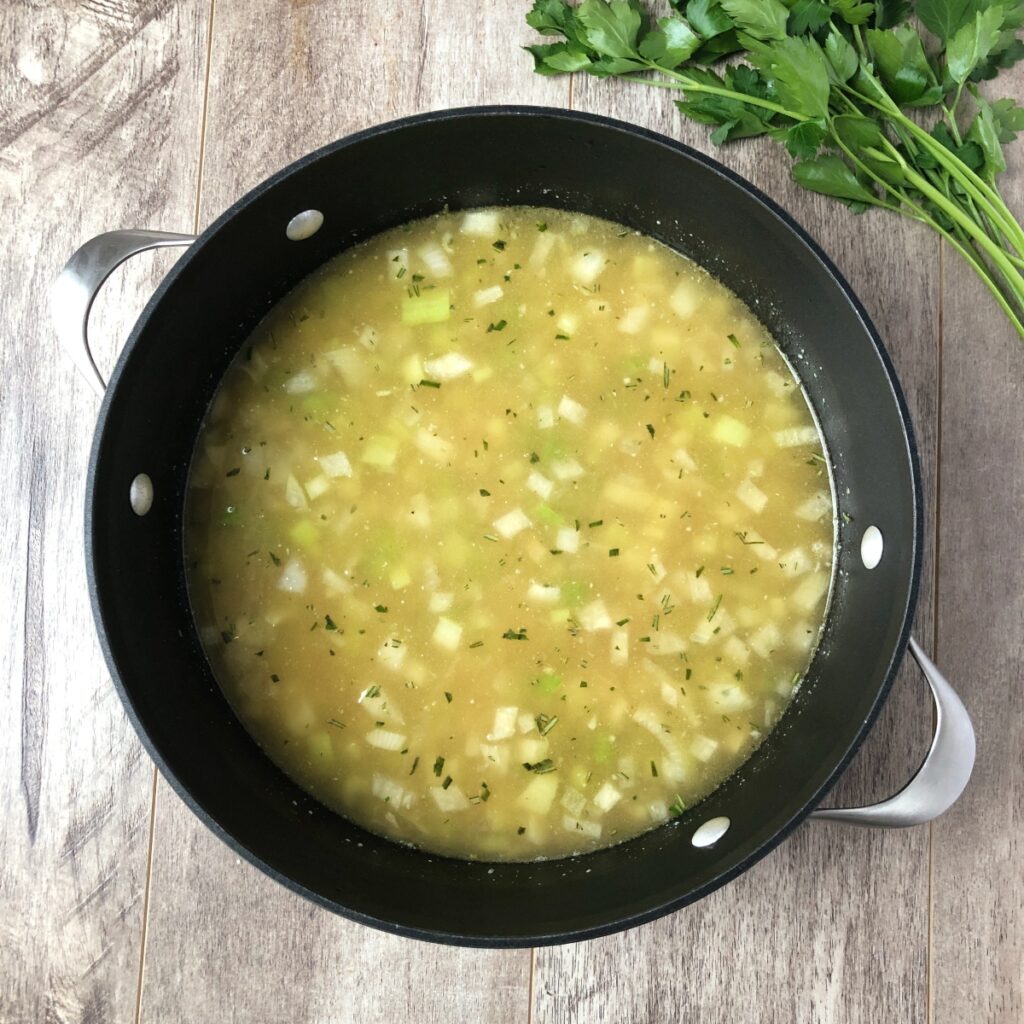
top-left (2, 3), bottom-right (1021, 1023)
top-left (134, 4), bottom-right (564, 1023)
top-left (531, 68), bottom-right (939, 1024)
top-left (0, 3), bottom-right (209, 1023)
top-left (931, 64), bottom-right (1024, 1024)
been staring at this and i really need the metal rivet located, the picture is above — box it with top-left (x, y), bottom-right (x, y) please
top-left (286, 209), bottom-right (324, 241)
top-left (691, 816), bottom-right (730, 849)
top-left (130, 473), bottom-right (153, 516)
top-left (861, 525), bottom-right (883, 570)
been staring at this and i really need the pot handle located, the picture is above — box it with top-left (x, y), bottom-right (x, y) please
top-left (810, 637), bottom-right (975, 827)
top-left (51, 229), bottom-right (196, 397)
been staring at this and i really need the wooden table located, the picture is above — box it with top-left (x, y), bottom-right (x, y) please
top-left (3, 3), bottom-right (1020, 1021)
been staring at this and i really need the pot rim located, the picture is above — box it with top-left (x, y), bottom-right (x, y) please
top-left (85, 104), bottom-right (923, 947)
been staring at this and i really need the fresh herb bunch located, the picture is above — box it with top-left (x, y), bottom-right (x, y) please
top-left (525, 0), bottom-right (1024, 339)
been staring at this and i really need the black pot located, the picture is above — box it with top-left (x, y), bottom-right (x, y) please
top-left (54, 107), bottom-right (974, 947)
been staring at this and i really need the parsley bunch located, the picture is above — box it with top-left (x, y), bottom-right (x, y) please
top-left (525, 0), bottom-right (1024, 339)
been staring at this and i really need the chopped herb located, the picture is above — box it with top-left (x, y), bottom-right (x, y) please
top-left (615, 618), bottom-right (630, 627)
top-left (529, 451), bottom-right (540, 463)
top-left (418, 379), bottom-right (441, 389)
top-left (707, 595), bottom-right (723, 621)
top-left (364, 684), bottom-right (381, 699)
top-left (676, 390), bottom-right (691, 402)
top-left (502, 627), bottom-right (529, 640)
top-left (721, 567), bottom-right (734, 575)
top-left (479, 488), bottom-right (491, 496)
top-left (555, 333), bottom-right (570, 340)
top-left (468, 640), bottom-right (484, 649)
top-left (225, 467), bottom-right (240, 477)
top-left (517, 826), bottom-right (526, 835)
top-left (220, 630), bottom-right (235, 645)
top-left (735, 531), bottom-right (763, 545)
top-left (650, 761), bottom-right (658, 777)
top-left (480, 782), bottom-right (491, 802)
top-left (433, 756), bottom-right (445, 777)
top-left (696, 565), bottom-right (705, 578)
top-left (396, 266), bottom-right (407, 278)
top-left (411, 273), bottom-right (424, 283)
top-left (536, 222), bottom-right (547, 232)
top-left (523, 758), bottom-right (556, 774)
top-left (663, 364), bottom-right (671, 388)
top-left (536, 713), bottom-right (559, 735)
top-left (270, 673), bottom-right (280, 683)
top-left (263, 469), bottom-right (270, 480)
top-left (492, 239), bottom-right (506, 251)
top-left (374, 604), bottom-right (388, 613)
top-left (487, 320), bottom-right (508, 333)
top-left (324, 614), bottom-right (338, 630)
top-left (645, 424), bottom-right (655, 438)
top-left (670, 794), bottom-right (686, 817)
top-left (609, 548), bottom-right (619, 557)
top-left (444, 691), bottom-right (453, 704)
top-left (728, 333), bottom-right (741, 348)
top-left (442, 775), bottom-right (453, 789)
top-left (409, 756), bottom-right (419, 776)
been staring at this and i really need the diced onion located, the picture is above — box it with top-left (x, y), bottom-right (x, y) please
top-left (736, 478), bottom-right (768, 513)
top-left (691, 735), bottom-right (720, 762)
top-left (518, 774), bottom-right (558, 814)
top-left (277, 558), bottom-right (307, 593)
top-left (560, 787), bottom-right (587, 817)
top-left (796, 490), bottom-right (831, 521)
top-left (372, 774), bottom-right (415, 808)
top-left (536, 405), bottom-right (555, 429)
top-left (284, 474), bottom-right (307, 508)
top-left (563, 816), bottom-right (602, 840)
top-left (593, 782), bottom-right (622, 813)
top-left (579, 600), bottom-right (612, 632)
top-left (473, 285), bottom-right (504, 307)
top-left (418, 244), bottom-right (452, 277)
top-left (551, 459), bottom-right (584, 481)
top-left (571, 249), bottom-right (606, 286)
top-left (422, 352), bottom-right (473, 381)
top-left (773, 426), bottom-right (820, 448)
top-left (461, 210), bottom-right (499, 236)
top-left (366, 729), bottom-right (406, 751)
top-left (712, 415), bottom-right (750, 447)
top-left (318, 451), bottom-right (353, 478)
top-left (619, 306), bottom-right (649, 334)
top-left (487, 706), bottom-right (519, 741)
top-left (493, 508), bottom-right (531, 538)
top-left (670, 280), bottom-right (700, 318)
top-left (557, 395), bottom-right (587, 425)
top-left (303, 474), bottom-right (330, 501)
top-left (526, 471), bottom-right (553, 499)
top-left (432, 616), bottom-right (463, 651)
top-left (415, 427), bottom-right (455, 462)
top-left (555, 527), bottom-right (579, 554)
top-left (429, 592), bottom-right (453, 614)
top-left (284, 370), bottom-right (318, 394)
top-left (431, 783), bottom-right (470, 811)
top-left (527, 581), bottom-right (561, 605)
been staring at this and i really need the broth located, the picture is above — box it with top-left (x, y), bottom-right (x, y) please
top-left (185, 206), bottom-right (834, 860)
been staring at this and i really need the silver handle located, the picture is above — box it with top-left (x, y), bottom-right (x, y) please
top-left (811, 636), bottom-right (975, 827)
top-left (51, 229), bottom-right (196, 396)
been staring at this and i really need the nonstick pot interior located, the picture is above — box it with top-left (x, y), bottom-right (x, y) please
top-left (87, 107), bottom-right (921, 946)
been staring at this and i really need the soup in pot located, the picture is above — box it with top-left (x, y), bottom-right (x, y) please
top-left (185, 206), bottom-right (834, 860)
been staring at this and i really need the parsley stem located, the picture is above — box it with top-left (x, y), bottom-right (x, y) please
top-left (639, 65), bottom-right (809, 123)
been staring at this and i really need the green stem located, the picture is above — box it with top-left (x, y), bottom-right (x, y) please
top-left (845, 84), bottom-right (1024, 255)
top-left (649, 65), bottom-right (809, 122)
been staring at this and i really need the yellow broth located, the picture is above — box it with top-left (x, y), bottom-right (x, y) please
top-left (185, 206), bottom-right (834, 861)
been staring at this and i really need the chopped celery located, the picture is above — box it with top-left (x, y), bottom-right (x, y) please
top-left (362, 434), bottom-right (399, 469)
top-left (289, 519), bottom-right (319, 549)
top-left (402, 288), bottom-right (451, 325)
top-left (593, 733), bottom-right (616, 764)
top-left (534, 672), bottom-right (563, 694)
top-left (559, 580), bottom-right (590, 607)
top-left (532, 502), bottom-right (562, 527)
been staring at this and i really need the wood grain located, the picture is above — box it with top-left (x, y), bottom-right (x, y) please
top-left (135, 4), bottom-right (564, 1022)
top-left (0, 2), bottom-right (208, 1023)
top-left (532, 62), bottom-right (939, 1024)
top-left (931, 63), bottom-right (1024, 1024)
